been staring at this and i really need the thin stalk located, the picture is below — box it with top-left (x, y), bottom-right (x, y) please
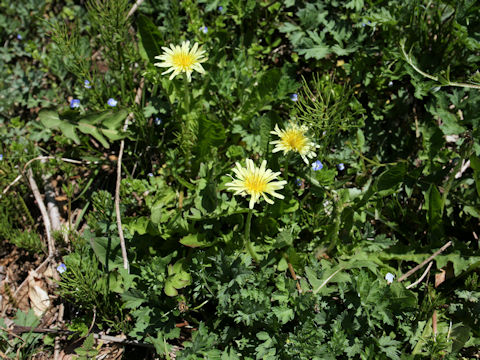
top-left (183, 74), bottom-right (191, 113)
top-left (283, 152), bottom-right (291, 182)
top-left (244, 209), bottom-right (259, 262)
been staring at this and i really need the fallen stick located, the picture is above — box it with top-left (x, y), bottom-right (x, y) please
top-left (115, 78), bottom-right (144, 272)
top-left (127, 0), bottom-right (145, 17)
top-left (287, 262), bottom-right (302, 293)
top-left (11, 326), bottom-right (155, 348)
top-left (1, 156), bottom-right (88, 200)
top-left (398, 241), bottom-right (452, 283)
top-left (27, 168), bottom-right (55, 258)
top-left (406, 261), bottom-right (433, 289)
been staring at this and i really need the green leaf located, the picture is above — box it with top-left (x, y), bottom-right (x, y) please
top-left (200, 180), bottom-right (218, 213)
top-left (102, 109), bottom-right (128, 129)
top-left (425, 184), bottom-right (444, 237)
top-left (180, 233), bottom-right (212, 248)
top-left (272, 306), bottom-right (294, 324)
top-left (101, 128), bottom-right (125, 141)
top-left (259, 113), bottom-right (273, 155)
top-left (38, 110), bottom-right (62, 128)
top-left (298, 44), bottom-right (330, 59)
top-left (470, 155), bottom-right (480, 197)
top-left (137, 15), bottom-right (163, 62)
top-left (78, 121), bottom-right (110, 148)
top-left (80, 111), bottom-right (112, 125)
top-left (121, 289), bottom-right (146, 309)
top-left (378, 336), bottom-right (401, 360)
top-left (274, 231), bottom-right (293, 249)
top-left (58, 121), bottom-right (81, 144)
top-left (377, 163), bottom-right (407, 191)
top-left (196, 114), bottom-right (226, 159)
top-left (88, 234), bottom-right (124, 271)
top-left (164, 281), bottom-right (178, 296)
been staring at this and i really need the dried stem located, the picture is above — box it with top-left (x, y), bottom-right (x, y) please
top-left (115, 78), bottom-right (144, 272)
top-left (127, 0), bottom-right (145, 18)
top-left (406, 261), bottom-right (433, 289)
top-left (397, 241), bottom-right (452, 283)
top-left (27, 168), bottom-right (55, 258)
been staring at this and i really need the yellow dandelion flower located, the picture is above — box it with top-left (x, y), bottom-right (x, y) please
top-left (225, 159), bottom-right (287, 209)
top-left (270, 122), bottom-right (318, 164)
top-left (154, 40), bottom-right (207, 82)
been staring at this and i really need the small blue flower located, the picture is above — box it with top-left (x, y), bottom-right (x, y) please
top-left (337, 163), bottom-right (345, 171)
top-left (290, 93), bottom-right (298, 102)
top-left (200, 26), bottom-right (208, 34)
top-left (57, 263), bottom-right (67, 274)
top-left (17, 34), bottom-right (22, 40)
top-left (70, 99), bottom-right (80, 109)
top-left (218, 6), bottom-right (223, 11)
top-left (107, 98), bottom-right (117, 107)
top-left (154, 117), bottom-right (162, 125)
top-left (0, 154), bottom-right (3, 161)
top-left (312, 160), bottom-right (323, 171)
top-left (148, 173), bottom-right (154, 177)
top-left (295, 178), bottom-right (302, 187)
top-left (84, 80), bottom-right (92, 89)
top-left (388, 81), bottom-right (393, 87)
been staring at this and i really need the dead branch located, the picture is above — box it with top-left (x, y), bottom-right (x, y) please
top-left (127, 0), bottom-right (145, 18)
top-left (27, 168), bottom-right (55, 258)
top-left (115, 78), bottom-right (145, 272)
top-left (406, 261), bottom-right (433, 289)
top-left (398, 241), bottom-right (452, 283)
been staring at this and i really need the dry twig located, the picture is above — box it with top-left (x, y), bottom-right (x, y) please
top-left (287, 262), bottom-right (302, 293)
top-left (115, 78), bottom-right (145, 272)
top-left (127, 0), bottom-right (145, 18)
top-left (1, 156), bottom-right (88, 200)
top-left (397, 241), bottom-right (452, 283)
top-left (27, 168), bottom-right (55, 258)
top-left (406, 261), bottom-right (433, 289)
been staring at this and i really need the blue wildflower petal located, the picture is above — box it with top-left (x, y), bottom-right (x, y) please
top-left (56, 263), bottom-right (67, 274)
top-left (70, 99), bottom-right (81, 109)
top-left (312, 160), bottom-right (323, 171)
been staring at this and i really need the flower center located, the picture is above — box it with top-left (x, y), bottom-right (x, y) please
top-left (244, 174), bottom-right (267, 193)
top-left (282, 130), bottom-right (307, 151)
top-left (172, 53), bottom-right (195, 70)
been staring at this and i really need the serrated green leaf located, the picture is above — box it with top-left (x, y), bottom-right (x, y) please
top-left (58, 121), bottom-right (81, 144)
top-left (78, 121), bottom-right (110, 148)
top-left (196, 114), bottom-right (226, 159)
top-left (121, 290), bottom-right (146, 309)
top-left (102, 109), bottom-right (128, 129)
top-left (272, 306), bottom-right (294, 324)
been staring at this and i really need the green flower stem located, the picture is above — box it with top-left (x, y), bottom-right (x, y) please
top-left (183, 73), bottom-right (191, 113)
top-left (244, 209), bottom-right (259, 262)
top-left (283, 152), bottom-right (291, 182)
top-left (326, 198), bottom-right (343, 254)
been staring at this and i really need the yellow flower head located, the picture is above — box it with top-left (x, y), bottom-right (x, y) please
top-left (154, 41), bottom-right (207, 82)
top-left (225, 159), bottom-right (287, 209)
top-left (270, 122), bottom-right (318, 164)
